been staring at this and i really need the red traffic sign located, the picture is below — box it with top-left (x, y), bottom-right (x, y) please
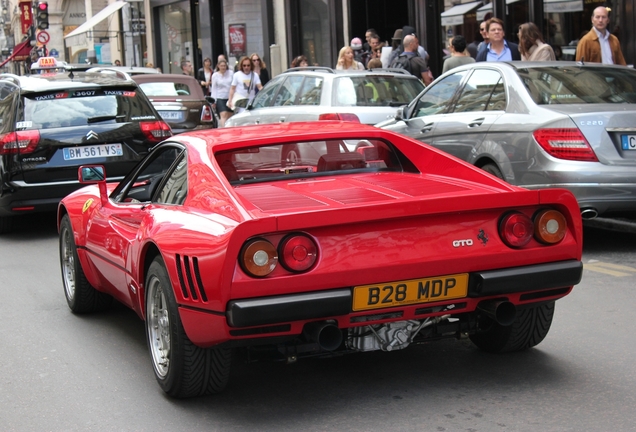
top-left (36, 30), bottom-right (50, 44)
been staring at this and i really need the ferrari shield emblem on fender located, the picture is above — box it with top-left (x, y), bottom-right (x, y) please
top-left (82, 198), bottom-right (94, 213)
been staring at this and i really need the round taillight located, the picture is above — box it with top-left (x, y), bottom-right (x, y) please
top-left (279, 234), bottom-right (318, 272)
top-left (499, 212), bottom-right (534, 248)
top-left (534, 209), bottom-right (567, 244)
top-left (240, 239), bottom-right (278, 277)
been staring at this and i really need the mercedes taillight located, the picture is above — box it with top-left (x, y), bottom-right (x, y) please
top-left (140, 121), bottom-right (172, 143)
top-left (318, 113), bottom-right (360, 122)
top-left (533, 128), bottom-right (598, 161)
top-left (0, 130), bottom-right (40, 155)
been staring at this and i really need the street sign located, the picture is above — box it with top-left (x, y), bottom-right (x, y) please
top-left (37, 30), bottom-right (50, 44)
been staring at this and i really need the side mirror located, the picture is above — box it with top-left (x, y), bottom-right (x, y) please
top-left (78, 165), bottom-right (105, 183)
top-left (205, 96), bottom-right (216, 104)
top-left (234, 98), bottom-right (249, 109)
top-left (395, 105), bottom-right (407, 121)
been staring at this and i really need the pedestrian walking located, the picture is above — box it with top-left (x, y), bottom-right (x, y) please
top-left (197, 57), bottom-right (213, 95)
top-left (518, 23), bottom-right (556, 61)
top-left (211, 59), bottom-right (234, 127)
top-left (575, 6), bottom-right (626, 65)
top-left (442, 35), bottom-right (476, 73)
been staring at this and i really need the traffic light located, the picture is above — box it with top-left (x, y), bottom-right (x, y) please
top-left (36, 2), bottom-right (49, 30)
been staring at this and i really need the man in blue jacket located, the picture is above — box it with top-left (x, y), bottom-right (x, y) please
top-left (476, 18), bottom-right (520, 61)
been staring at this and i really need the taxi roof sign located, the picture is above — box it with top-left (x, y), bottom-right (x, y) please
top-left (30, 57), bottom-right (70, 74)
top-left (37, 57), bottom-right (57, 68)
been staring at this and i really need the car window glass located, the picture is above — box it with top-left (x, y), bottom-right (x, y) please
top-left (111, 145), bottom-right (183, 203)
top-left (297, 77), bottom-right (323, 106)
top-left (251, 80), bottom-right (280, 108)
top-left (156, 154), bottom-right (187, 205)
top-left (139, 82), bottom-right (191, 96)
top-left (333, 76), bottom-right (424, 107)
top-left (22, 89), bottom-right (157, 129)
top-left (0, 81), bottom-right (19, 134)
top-left (216, 138), bottom-right (416, 185)
top-left (412, 71), bottom-right (467, 117)
top-left (453, 70), bottom-right (504, 113)
top-left (272, 76), bottom-right (304, 106)
top-left (516, 66), bottom-right (636, 105)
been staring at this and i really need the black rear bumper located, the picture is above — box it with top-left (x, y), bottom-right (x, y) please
top-left (226, 260), bottom-right (583, 328)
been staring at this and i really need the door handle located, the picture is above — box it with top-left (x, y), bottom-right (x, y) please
top-left (468, 118), bottom-right (485, 128)
top-left (420, 123), bottom-right (434, 133)
top-left (279, 117), bottom-right (286, 123)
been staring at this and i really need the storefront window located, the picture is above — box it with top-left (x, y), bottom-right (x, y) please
top-left (298, 0), bottom-right (329, 67)
top-left (158, 2), bottom-right (194, 74)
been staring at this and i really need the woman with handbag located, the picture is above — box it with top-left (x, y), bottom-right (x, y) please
top-left (228, 56), bottom-right (263, 113)
top-left (197, 57), bottom-right (213, 95)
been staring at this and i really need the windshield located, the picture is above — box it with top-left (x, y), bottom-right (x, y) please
top-left (22, 88), bottom-right (157, 129)
top-left (517, 66), bottom-right (636, 105)
top-left (333, 76), bottom-right (424, 107)
top-left (215, 139), bottom-right (414, 184)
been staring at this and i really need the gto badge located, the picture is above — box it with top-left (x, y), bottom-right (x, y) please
top-left (82, 198), bottom-right (94, 213)
top-left (453, 239), bottom-right (473, 247)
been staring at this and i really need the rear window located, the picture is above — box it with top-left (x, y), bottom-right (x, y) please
top-left (21, 88), bottom-right (157, 129)
top-left (138, 81), bottom-right (195, 97)
top-left (215, 139), bottom-right (415, 184)
top-left (517, 66), bottom-right (636, 105)
top-left (333, 76), bottom-right (424, 107)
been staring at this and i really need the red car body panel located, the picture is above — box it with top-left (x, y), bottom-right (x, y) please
top-left (59, 122), bottom-right (583, 348)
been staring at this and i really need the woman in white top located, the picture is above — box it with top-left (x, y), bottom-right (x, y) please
top-left (210, 59), bottom-right (234, 127)
top-left (336, 46), bottom-right (365, 70)
top-left (518, 22), bottom-right (556, 61)
top-left (228, 56), bottom-right (263, 113)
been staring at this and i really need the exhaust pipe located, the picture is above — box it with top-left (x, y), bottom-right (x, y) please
top-left (477, 300), bottom-right (517, 326)
top-left (303, 321), bottom-right (343, 351)
top-left (581, 208), bottom-right (599, 220)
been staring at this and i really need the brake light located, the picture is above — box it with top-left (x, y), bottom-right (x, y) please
top-left (240, 238), bottom-right (278, 277)
top-left (0, 130), bottom-right (40, 155)
top-left (140, 121), bottom-right (172, 143)
top-left (279, 234), bottom-right (318, 272)
top-left (533, 128), bottom-right (598, 161)
top-left (201, 105), bottom-right (213, 122)
top-left (499, 212), bottom-right (534, 248)
top-left (534, 209), bottom-right (567, 244)
top-left (318, 113), bottom-right (360, 122)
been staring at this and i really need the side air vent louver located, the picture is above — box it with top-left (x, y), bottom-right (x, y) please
top-left (175, 254), bottom-right (208, 302)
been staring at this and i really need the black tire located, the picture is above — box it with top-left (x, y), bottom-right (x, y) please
top-left (481, 163), bottom-right (504, 180)
top-left (0, 215), bottom-right (13, 234)
top-left (281, 144), bottom-right (300, 167)
top-left (145, 257), bottom-right (231, 398)
top-left (469, 301), bottom-right (555, 353)
top-left (59, 215), bottom-right (113, 313)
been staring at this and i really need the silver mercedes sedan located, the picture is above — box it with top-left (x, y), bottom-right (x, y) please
top-left (377, 62), bottom-right (636, 219)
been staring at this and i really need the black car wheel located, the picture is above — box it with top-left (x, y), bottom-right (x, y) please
top-left (469, 301), bottom-right (555, 353)
top-left (145, 257), bottom-right (231, 398)
top-left (59, 215), bottom-right (113, 313)
top-left (481, 163), bottom-right (504, 180)
top-left (0, 215), bottom-right (13, 234)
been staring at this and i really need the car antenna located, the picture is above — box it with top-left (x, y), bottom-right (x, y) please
top-left (68, 70), bottom-right (75, 79)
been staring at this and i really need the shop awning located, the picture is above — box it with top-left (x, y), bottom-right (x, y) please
top-left (0, 39), bottom-right (34, 68)
top-left (441, 1), bottom-right (483, 26)
top-left (476, 0), bottom-right (523, 21)
top-left (544, 0), bottom-right (583, 13)
top-left (64, 1), bottom-right (127, 39)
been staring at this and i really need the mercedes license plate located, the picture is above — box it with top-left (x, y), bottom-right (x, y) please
top-left (352, 273), bottom-right (468, 311)
top-left (621, 135), bottom-right (636, 150)
top-left (63, 144), bottom-right (123, 161)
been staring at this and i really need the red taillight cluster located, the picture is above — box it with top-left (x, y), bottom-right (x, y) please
top-left (201, 105), bottom-right (214, 122)
top-left (499, 209), bottom-right (568, 248)
top-left (0, 130), bottom-right (40, 155)
top-left (318, 113), bottom-right (360, 122)
top-left (140, 121), bottom-right (172, 143)
top-left (533, 128), bottom-right (598, 161)
top-left (240, 233), bottom-right (318, 277)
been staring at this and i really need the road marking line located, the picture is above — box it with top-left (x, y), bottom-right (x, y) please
top-left (584, 262), bottom-right (634, 277)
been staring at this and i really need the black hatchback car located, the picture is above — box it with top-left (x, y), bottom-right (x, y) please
top-left (0, 70), bottom-right (172, 233)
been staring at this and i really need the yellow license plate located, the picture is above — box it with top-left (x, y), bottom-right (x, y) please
top-left (352, 273), bottom-right (469, 312)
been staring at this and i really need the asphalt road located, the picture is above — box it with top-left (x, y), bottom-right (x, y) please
top-left (1, 214), bottom-right (635, 431)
